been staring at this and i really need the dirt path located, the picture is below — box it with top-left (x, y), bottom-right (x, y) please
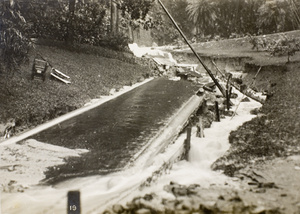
top-left (236, 155), bottom-right (300, 213)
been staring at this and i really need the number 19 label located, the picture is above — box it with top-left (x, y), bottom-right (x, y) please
top-left (68, 191), bottom-right (80, 214)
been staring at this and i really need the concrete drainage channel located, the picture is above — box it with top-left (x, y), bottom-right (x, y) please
top-left (87, 94), bottom-right (204, 214)
top-left (1, 77), bottom-right (207, 214)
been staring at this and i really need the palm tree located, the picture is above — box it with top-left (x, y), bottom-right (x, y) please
top-left (287, 0), bottom-right (300, 29)
top-left (257, 0), bottom-right (292, 34)
top-left (186, 0), bottom-right (217, 37)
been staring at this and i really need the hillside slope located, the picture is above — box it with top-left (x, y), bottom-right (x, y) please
top-left (0, 44), bottom-right (151, 136)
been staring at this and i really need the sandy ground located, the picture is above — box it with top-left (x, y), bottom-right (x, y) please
top-left (0, 139), bottom-right (88, 193)
top-left (236, 155), bottom-right (300, 214)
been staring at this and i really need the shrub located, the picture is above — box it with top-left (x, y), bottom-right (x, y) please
top-left (97, 33), bottom-right (131, 51)
top-left (21, 1), bottom-right (108, 45)
top-left (267, 35), bottom-right (300, 62)
top-left (0, 1), bottom-right (32, 74)
top-left (247, 34), bottom-right (268, 51)
top-left (248, 34), bottom-right (300, 62)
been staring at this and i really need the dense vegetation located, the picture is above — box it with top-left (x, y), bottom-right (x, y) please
top-left (185, 0), bottom-right (300, 40)
top-left (0, 0), bottom-right (155, 73)
top-left (1, 0), bottom-right (300, 75)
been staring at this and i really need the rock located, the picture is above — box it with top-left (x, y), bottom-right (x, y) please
top-left (174, 210), bottom-right (190, 214)
top-left (197, 88), bottom-right (205, 96)
top-left (224, 110), bottom-right (234, 117)
top-left (138, 76), bottom-right (145, 82)
top-left (187, 184), bottom-right (201, 195)
top-left (143, 194), bottom-right (154, 201)
top-left (254, 188), bottom-right (266, 193)
top-left (17, 186), bottom-right (25, 193)
top-left (230, 93), bottom-right (238, 99)
top-left (109, 88), bottom-right (116, 95)
top-left (162, 199), bottom-right (177, 210)
top-left (3, 118), bottom-right (16, 138)
top-left (8, 180), bottom-right (17, 186)
top-left (217, 195), bottom-right (224, 201)
top-left (102, 210), bottom-right (111, 214)
top-left (229, 195), bottom-right (242, 202)
top-left (182, 198), bottom-right (197, 210)
top-left (241, 97), bottom-right (250, 102)
top-left (251, 206), bottom-right (268, 214)
top-left (8, 165), bottom-right (16, 172)
top-left (295, 166), bottom-right (300, 170)
top-left (135, 208), bottom-right (151, 214)
top-left (258, 182), bottom-right (278, 189)
top-left (163, 184), bottom-right (173, 193)
top-left (202, 111), bottom-right (215, 128)
top-left (199, 202), bottom-right (217, 213)
top-left (112, 204), bottom-right (124, 213)
top-left (132, 197), bottom-right (143, 207)
top-left (173, 186), bottom-right (188, 197)
top-left (250, 108), bottom-right (261, 115)
top-left (152, 42), bottom-right (158, 47)
top-left (251, 206), bottom-right (281, 214)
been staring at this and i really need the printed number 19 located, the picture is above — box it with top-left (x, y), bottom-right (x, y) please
top-left (70, 205), bottom-right (77, 211)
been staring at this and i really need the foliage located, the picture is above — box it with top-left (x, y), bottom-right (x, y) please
top-left (257, 0), bottom-right (292, 33)
top-left (248, 34), bottom-right (268, 51)
top-left (267, 35), bottom-right (300, 62)
top-left (97, 33), bottom-right (131, 51)
top-left (185, 0), bottom-right (300, 40)
top-left (149, 0), bottom-right (193, 45)
top-left (72, 1), bottom-right (108, 45)
top-left (186, 0), bottom-right (217, 37)
top-left (0, 1), bottom-right (32, 74)
top-left (120, 0), bottom-right (154, 20)
top-left (20, 0), bottom-right (108, 45)
top-left (248, 33), bottom-right (300, 62)
top-left (18, 1), bottom-right (152, 50)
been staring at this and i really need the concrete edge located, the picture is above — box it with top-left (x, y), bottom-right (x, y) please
top-left (0, 78), bottom-right (154, 146)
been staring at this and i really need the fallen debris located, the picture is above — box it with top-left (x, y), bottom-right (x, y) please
top-left (50, 68), bottom-right (71, 84)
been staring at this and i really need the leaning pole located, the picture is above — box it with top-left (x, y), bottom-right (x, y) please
top-left (157, 0), bottom-right (226, 97)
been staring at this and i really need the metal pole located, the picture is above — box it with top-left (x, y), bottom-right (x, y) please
top-left (157, 0), bottom-right (226, 97)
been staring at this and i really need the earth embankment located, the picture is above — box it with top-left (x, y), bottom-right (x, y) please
top-left (0, 43), bottom-right (151, 137)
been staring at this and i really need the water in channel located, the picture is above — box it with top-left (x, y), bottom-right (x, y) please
top-left (25, 78), bottom-right (198, 182)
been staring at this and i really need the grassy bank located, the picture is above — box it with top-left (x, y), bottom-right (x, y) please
top-left (212, 61), bottom-right (300, 176)
top-left (0, 43), bottom-right (151, 135)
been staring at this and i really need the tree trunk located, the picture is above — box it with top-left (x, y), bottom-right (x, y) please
top-left (66, 0), bottom-right (75, 44)
top-left (110, 0), bottom-right (119, 34)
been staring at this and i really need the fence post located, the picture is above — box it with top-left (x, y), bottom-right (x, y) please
top-left (184, 123), bottom-right (192, 160)
top-left (196, 116), bottom-right (204, 138)
top-left (226, 87), bottom-right (233, 111)
top-left (215, 101), bottom-right (220, 122)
